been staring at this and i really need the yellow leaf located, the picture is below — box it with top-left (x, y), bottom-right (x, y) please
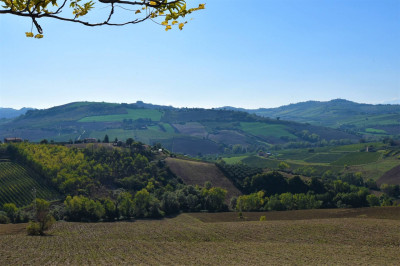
top-left (179, 23), bottom-right (184, 30)
top-left (149, 1), bottom-right (157, 5)
top-left (161, 21), bottom-right (168, 26)
top-left (135, 10), bottom-right (141, 14)
top-left (172, 21), bottom-right (178, 25)
top-left (165, 25), bottom-right (172, 31)
top-left (198, 4), bottom-right (205, 9)
top-left (25, 32), bottom-right (34, 37)
top-left (34, 34), bottom-right (44, 39)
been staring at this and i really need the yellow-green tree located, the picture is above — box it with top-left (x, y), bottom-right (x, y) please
top-left (27, 199), bottom-right (55, 235)
top-left (0, 0), bottom-right (205, 38)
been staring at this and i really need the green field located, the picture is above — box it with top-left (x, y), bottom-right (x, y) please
top-left (241, 156), bottom-right (281, 168)
top-left (365, 128), bottom-right (387, 134)
top-left (1, 209), bottom-right (400, 264)
top-left (222, 155), bottom-right (249, 164)
top-left (79, 109), bottom-right (163, 122)
top-left (239, 122), bottom-right (296, 138)
top-left (331, 152), bottom-right (382, 166)
top-left (331, 142), bottom-right (384, 152)
top-left (304, 153), bottom-right (345, 163)
top-left (0, 162), bottom-right (61, 207)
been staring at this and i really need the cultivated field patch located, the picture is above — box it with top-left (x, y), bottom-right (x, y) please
top-left (79, 109), bottom-right (163, 122)
top-left (1, 212), bottom-right (400, 265)
top-left (166, 158), bottom-right (241, 201)
top-left (331, 152), bottom-right (381, 166)
top-left (0, 162), bottom-right (61, 207)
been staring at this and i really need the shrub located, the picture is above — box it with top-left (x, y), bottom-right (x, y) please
top-left (366, 194), bottom-right (380, 207)
top-left (3, 203), bottom-right (18, 223)
top-left (0, 211), bottom-right (10, 224)
top-left (27, 199), bottom-right (56, 236)
top-left (259, 215), bottom-right (266, 221)
top-left (27, 221), bottom-right (41, 235)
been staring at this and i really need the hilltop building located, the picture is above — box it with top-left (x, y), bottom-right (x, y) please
top-left (4, 137), bottom-right (23, 143)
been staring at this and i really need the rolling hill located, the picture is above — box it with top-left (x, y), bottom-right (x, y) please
top-left (0, 101), bottom-right (361, 155)
top-left (221, 99), bottom-right (400, 137)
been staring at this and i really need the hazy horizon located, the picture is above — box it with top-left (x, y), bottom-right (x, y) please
top-left (1, 97), bottom-right (400, 111)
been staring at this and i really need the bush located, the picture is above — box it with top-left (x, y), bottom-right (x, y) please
top-left (259, 215), bottom-right (266, 221)
top-left (3, 203), bottom-right (18, 223)
top-left (64, 195), bottom-right (105, 222)
top-left (366, 194), bottom-right (380, 207)
top-left (0, 211), bottom-right (10, 224)
top-left (27, 221), bottom-right (41, 236)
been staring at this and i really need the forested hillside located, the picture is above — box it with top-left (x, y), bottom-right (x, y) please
top-left (1, 143), bottom-right (229, 221)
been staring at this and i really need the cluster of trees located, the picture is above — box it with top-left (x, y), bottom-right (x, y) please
top-left (61, 184), bottom-right (227, 222)
top-left (232, 180), bottom-right (395, 212)
top-left (219, 160), bottom-right (399, 210)
top-left (233, 191), bottom-right (322, 212)
top-left (0, 203), bottom-right (31, 224)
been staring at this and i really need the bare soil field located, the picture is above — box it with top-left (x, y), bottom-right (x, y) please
top-left (377, 164), bottom-right (400, 186)
top-left (0, 223), bottom-right (26, 236)
top-left (1, 211), bottom-right (400, 265)
top-left (189, 207), bottom-right (400, 223)
top-left (166, 157), bottom-right (241, 201)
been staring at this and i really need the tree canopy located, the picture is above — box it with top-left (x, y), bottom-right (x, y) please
top-left (0, 0), bottom-right (205, 38)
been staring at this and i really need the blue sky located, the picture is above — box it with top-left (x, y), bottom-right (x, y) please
top-left (1, 0), bottom-right (399, 109)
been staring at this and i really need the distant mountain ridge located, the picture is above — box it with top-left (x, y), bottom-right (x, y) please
top-left (219, 99), bottom-right (400, 135)
top-left (0, 107), bottom-right (35, 119)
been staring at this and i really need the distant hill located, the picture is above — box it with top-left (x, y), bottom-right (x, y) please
top-left (0, 107), bottom-right (34, 119)
top-left (0, 101), bottom-right (359, 155)
top-left (220, 99), bottom-right (400, 136)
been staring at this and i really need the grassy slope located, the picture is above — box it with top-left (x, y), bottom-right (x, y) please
top-left (165, 158), bottom-right (241, 201)
top-left (1, 209), bottom-right (400, 264)
top-left (79, 109), bottom-right (163, 122)
top-left (239, 122), bottom-right (297, 138)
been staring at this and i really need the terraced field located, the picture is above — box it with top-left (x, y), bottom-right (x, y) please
top-left (0, 162), bottom-right (61, 207)
top-left (1, 209), bottom-right (400, 265)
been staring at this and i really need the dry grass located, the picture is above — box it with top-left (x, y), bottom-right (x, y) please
top-left (1, 210), bottom-right (400, 265)
top-left (166, 157), bottom-right (241, 201)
